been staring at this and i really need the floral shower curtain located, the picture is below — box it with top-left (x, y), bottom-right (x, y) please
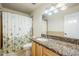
top-left (2, 12), bottom-right (32, 53)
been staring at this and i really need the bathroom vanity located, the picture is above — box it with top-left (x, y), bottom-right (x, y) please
top-left (32, 37), bottom-right (79, 56)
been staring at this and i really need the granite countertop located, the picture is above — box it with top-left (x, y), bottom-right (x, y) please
top-left (33, 37), bottom-right (79, 56)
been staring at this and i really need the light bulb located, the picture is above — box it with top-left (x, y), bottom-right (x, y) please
top-left (49, 6), bottom-right (55, 11)
top-left (53, 9), bottom-right (58, 13)
top-left (44, 10), bottom-right (49, 14)
top-left (48, 12), bottom-right (52, 16)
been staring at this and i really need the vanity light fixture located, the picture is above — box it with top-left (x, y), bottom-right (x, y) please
top-left (44, 10), bottom-right (49, 14)
top-left (60, 6), bottom-right (67, 10)
top-left (53, 9), bottom-right (59, 13)
top-left (44, 3), bottom-right (68, 16)
top-left (49, 6), bottom-right (55, 11)
top-left (48, 12), bottom-right (52, 16)
top-left (68, 20), bottom-right (77, 24)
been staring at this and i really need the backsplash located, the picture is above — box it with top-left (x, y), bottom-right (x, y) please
top-left (41, 34), bottom-right (79, 45)
top-left (2, 12), bottom-right (32, 53)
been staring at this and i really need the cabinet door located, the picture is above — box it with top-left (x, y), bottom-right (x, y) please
top-left (32, 41), bottom-right (43, 56)
top-left (43, 47), bottom-right (59, 56)
top-left (36, 43), bottom-right (43, 56)
top-left (32, 41), bottom-right (36, 56)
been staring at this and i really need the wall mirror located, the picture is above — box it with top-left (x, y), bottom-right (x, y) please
top-left (42, 3), bottom-right (79, 39)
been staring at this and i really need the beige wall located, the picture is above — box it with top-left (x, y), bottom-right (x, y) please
top-left (47, 4), bottom-right (79, 33)
top-left (32, 4), bottom-right (52, 37)
top-left (41, 20), bottom-right (47, 34)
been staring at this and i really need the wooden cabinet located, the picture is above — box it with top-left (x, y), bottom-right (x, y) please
top-left (32, 41), bottom-right (59, 56)
top-left (42, 47), bottom-right (59, 56)
top-left (32, 41), bottom-right (43, 56)
top-left (32, 41), bottom-right (36, 56)
top-left (36, 43), bottom-right (43, 56)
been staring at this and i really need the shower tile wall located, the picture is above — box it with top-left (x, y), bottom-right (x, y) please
top-left (2, 12), bottom-right (32, 53)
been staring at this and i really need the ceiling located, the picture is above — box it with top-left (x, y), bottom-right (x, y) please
top-left (2, 3), bottom-right (79, 15)
top-left (2, 3), bottom-right (43, 14)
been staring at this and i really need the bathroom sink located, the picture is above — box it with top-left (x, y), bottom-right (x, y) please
top-left (36, 38), bottom-right (48, 42)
